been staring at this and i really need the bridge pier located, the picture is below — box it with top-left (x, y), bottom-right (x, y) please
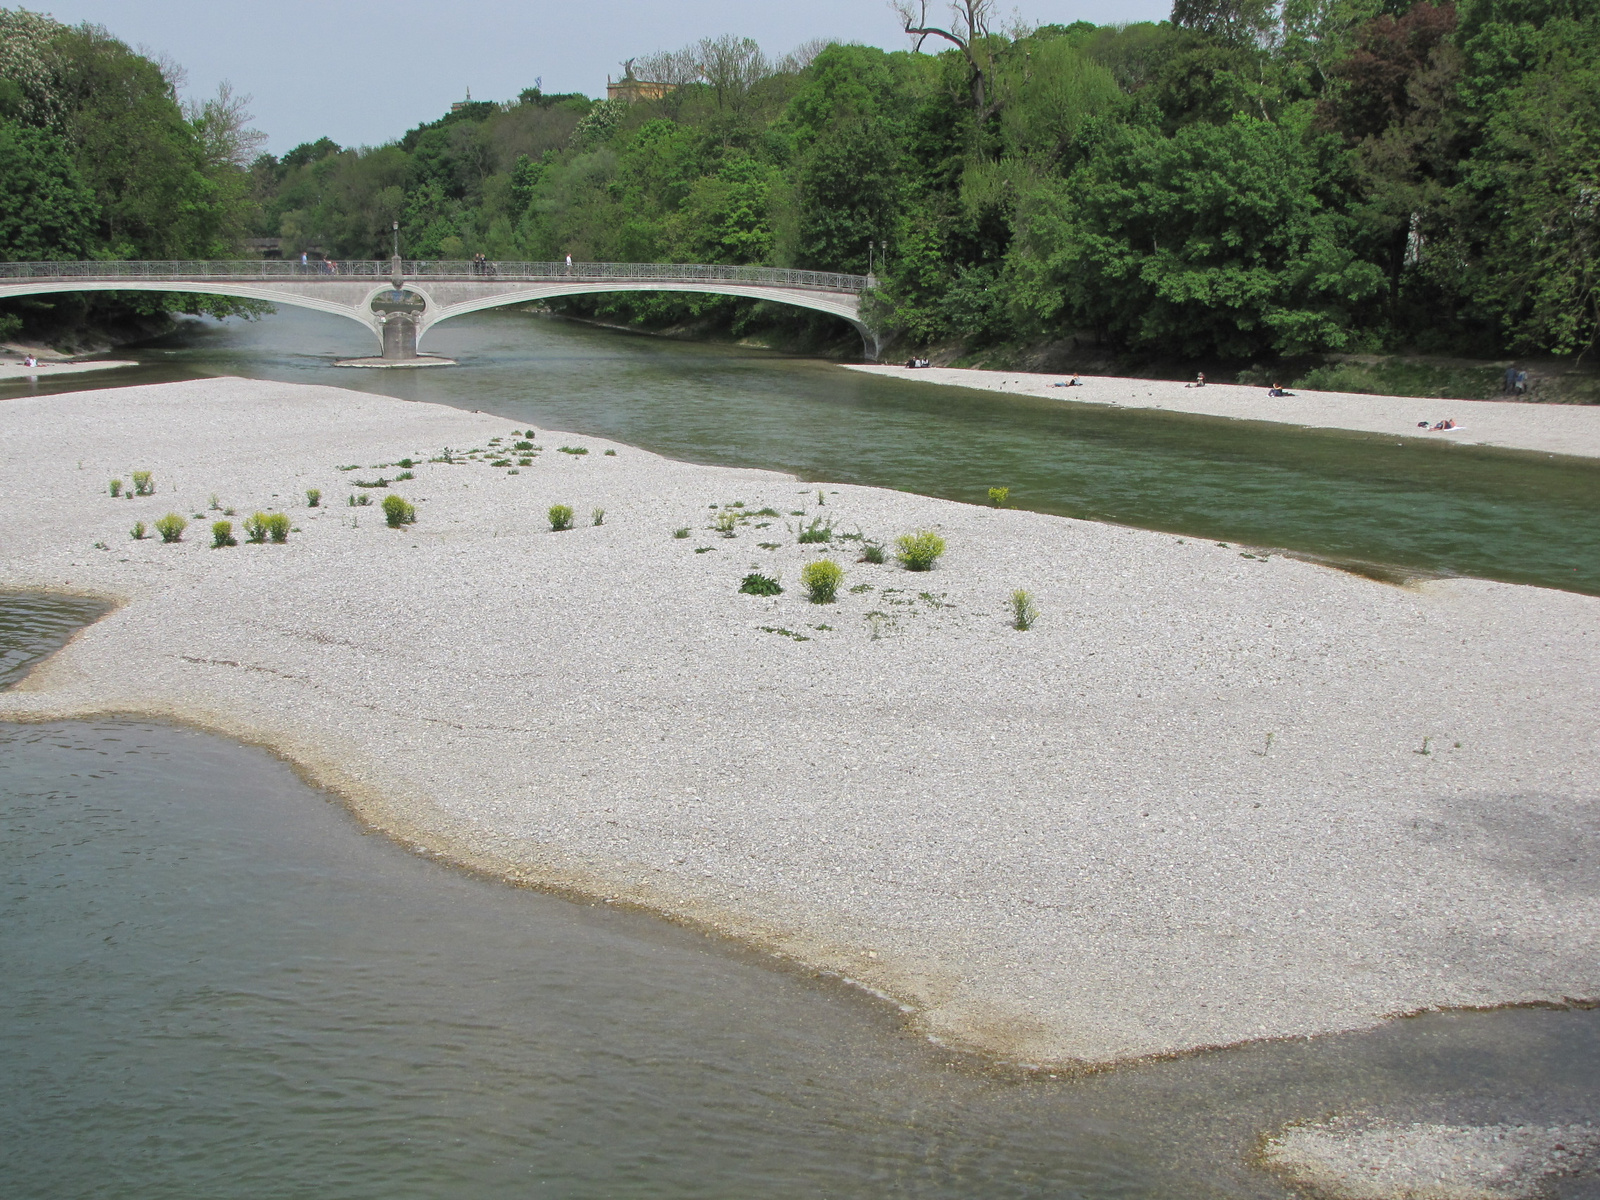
top-left (379, 312), bottom-right (418, 359)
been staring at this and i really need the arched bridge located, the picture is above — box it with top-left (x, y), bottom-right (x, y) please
top-left (0, 258), bottom-right (883, 361)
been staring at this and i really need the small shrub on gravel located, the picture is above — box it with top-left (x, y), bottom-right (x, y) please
top-left (395, 471), bottom-right (414, 481)
top-left (715, 511), bottom-right (738, 537)
top-left (265, 513), bottom-right (291, 543)
top-left (131, 470), bottom-right (154, 496)
top-left (604, 449), bottom-right (616, 456)
top-left (211, 520), bottom-right (236, 548)
top-left (383, 494), bottom-right (416, 528)
top-left (558, 446), bottom-right (588, 455)
top-left (1010, 589), bottom-right (1039, 630)
top-left (673, 527), bottom-right (690, 538)
top-left (154, 513), bottom-right (186, 543)
top-left (548, 504), bottom-right (575, 531)
top-left (397, 458), bottom-right (415, 469)
top-left (754, 507), bottom-right (780, 517)
top-left (513, 441), bottom-right (533, 451)
top-left (860, 543), bottom-right (886, 564)
top-left (591, 507), bottom-right (605, 526)
top-left (801, 559), bottom-right (844, 603)
top-left (130, 520), bottom-right (147, 540)
top-left (988, 486), bottom-right (1010, 507)
top-left (243, 513), bottom-right (269, 543)
top-left (306, 488), bottom-right (321, 507)
top-left (210, 494), bottom-right (222, 511)
top-left (740, 572), bottom-right (783, 596)
top-left (109, 478), bottom-right (122, 497)
top-left (895, 530), bottom-right (946, 571)
top-left (797, 516), bottom-right (833, 544)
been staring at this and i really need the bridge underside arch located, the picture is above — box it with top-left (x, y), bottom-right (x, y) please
top-left (416, 281), bottom-right (880, 358)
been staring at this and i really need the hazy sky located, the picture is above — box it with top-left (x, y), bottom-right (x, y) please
top-left (39, 0), bottom-right (1171, 154)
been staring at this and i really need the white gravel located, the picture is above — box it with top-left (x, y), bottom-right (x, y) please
top-left (2, 376), bottom-right (1597, 1066)
top-left (1263, 1118), bottom-right (1598, 1199)
top-left (843, 365), bottom-right (1600, 459)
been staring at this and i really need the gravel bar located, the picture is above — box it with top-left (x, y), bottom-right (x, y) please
top-left (2, 377), bottom-right (1596, 1066)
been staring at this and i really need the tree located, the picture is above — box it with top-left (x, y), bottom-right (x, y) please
top-left (0, 118), bottom-right (98, 259)
top-left (892, 0), bottom-right (1001, 119)
top-left (1170, 0), bottom-right (1279, 48)
top-left (1011, 118), bottom-right (1386, 357)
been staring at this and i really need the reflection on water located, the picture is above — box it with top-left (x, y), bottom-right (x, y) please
top-left (1, 598), bottom-right (1597, 1198)
top-left (4, 305), bottom-right (1598, 594)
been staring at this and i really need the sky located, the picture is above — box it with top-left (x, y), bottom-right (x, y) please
top-left (39, 0), bottom-right (1171, 154)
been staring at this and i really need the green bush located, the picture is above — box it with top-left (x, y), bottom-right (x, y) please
top-left (1010, 589), bottom-right (1039, 630)
top-left (306, 488), bottom-right (321, 507)
top-left (740, 572), bottom-right (783, 596)
top-left (558, 446), bottom-right (588, 455)
top-left (673, 527), bottom-right (690, 538)
top-left (860, 543), bottom-right (886, 564)
top-left (797, 516), bottom-right (833, 544)
top-left (715, 510), bottom-right (739, 537)
top-left (265, 513), bottom-right (291, 543)
top-left (397, 458), bottom-right (415, 468)
top-left (243, 512), bottom-right (269, 543)
top-left (549, 504), bottom-right (575, 531)
top-left (604, 449), bottom-right (617, 456)
top-left (800, 559), bottom-right (844, 603)
top-left (211, 520), bottom-right (236, 548)
top-left (591, 507), bottom-right (605, 526)
top-left (895, 530), bottom-right (946, 571)
top-left (209, 493), bottom-right (222, 511)
top-left (130, 520), bottom-right (146, 540)
top-left (109, 478), bottom-right (122, 497)
top-left (382, 493), bottom-right (416, 528)
top-left (154, 513), bottom-right (186, 543)
top-left (131, 470), bottom-right (154, 496)
top-left (988, 486), bottom-right (1010, 507)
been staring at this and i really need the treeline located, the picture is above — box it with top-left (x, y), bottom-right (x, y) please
top-left (243, 1), bottom-right (1598, 363)
top-left (0, 9), bottom-right (263, 343)
top-left (4, 2), bottom-right (1597, 363)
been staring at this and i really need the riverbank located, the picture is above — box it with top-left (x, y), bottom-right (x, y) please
top-left (2, 376), bottom-right (1595, 1068)
top-left (0, 357), bottom-right (138, 380)
top-left (845, 364), bottom-right (1600, 460)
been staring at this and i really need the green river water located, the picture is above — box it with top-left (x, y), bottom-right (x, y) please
top-left (1, 311), bottom-right (1597, 1196)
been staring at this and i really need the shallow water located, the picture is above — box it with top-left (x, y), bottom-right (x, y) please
top-left (4, 306), bottom-right (1597, 594)
top-left (3, 600), bottom-right (1598, 1199)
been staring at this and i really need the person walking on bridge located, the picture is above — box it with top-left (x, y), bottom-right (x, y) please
top-left (565, 253), bottom-right (573, 275)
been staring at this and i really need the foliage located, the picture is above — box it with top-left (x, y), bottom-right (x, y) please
top-left (1010, 588), bottom-right (1039, 630)
top-left (305, 487), bottom-right (321, 507)
top-left (796, 515), bottom-right (834, 543)
top-left (108, 478), bottom-right (121, 496)
top-left (243, 512), bottom-right (268, 543)
top-left (153, 512), bottom-right (186, 543)
top-left (382, 493), bottom-right (416, 527)
top-left (987, 486), bottom-right (1009, 506)
top-left (130, 469), bottom-right (153, 496)
top-left (591, 507), bottom-right (605, 526)
top-left (800, 558), bottom-right (844, 603)
top-left (860, 542), bottom-right (886, 564)
top-left (739, 571), bottom-right (783, 595)
top-left (715, 510), bottom-right (738, 536)
top-left (548, 503), bottom-right (574, 531)
top-left (211, 519), bottom-right (235, 548)
top-left (895, 529), bottom-right (946, 571)
top-left (264, 512), bottom-right (290, 542)
top-left (673, 526), bottom-right (690, 538)
top-left (129, 519), bottom-right (145, 540)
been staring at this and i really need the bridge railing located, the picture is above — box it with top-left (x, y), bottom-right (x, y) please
top-left (0, 260), bottom-right (872, 293)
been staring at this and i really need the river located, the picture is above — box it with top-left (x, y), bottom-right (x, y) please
top-left (3, 305), bottom-right (1597, 594)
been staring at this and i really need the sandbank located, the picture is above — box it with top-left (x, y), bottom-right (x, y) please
top-left (0, 358), bottom-right (137, 381)
top-left (1, 377), bottom-right (1596, 1068)
top-left (844, 364), bottom-right (1600, 459)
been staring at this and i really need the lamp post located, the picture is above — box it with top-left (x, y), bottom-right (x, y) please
top-left (392, 221), bottom-right (400, 258)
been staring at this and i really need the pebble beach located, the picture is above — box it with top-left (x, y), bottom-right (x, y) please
top-left (844, 364), bottom-right (1600, 459)
top-left (1, 376), bottom-right (1596, 1072)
